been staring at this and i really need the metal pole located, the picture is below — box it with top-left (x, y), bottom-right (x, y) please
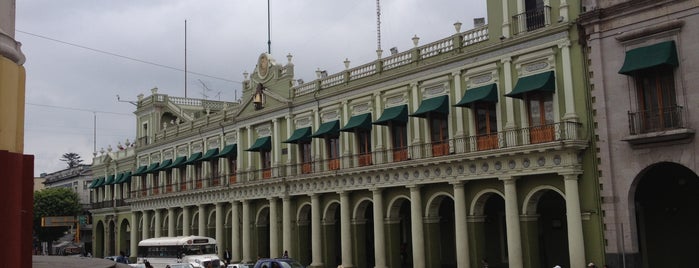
top-left (185, 20), bottom-right (188, 98)
top-left (267, 0), bottom-right (271, 54)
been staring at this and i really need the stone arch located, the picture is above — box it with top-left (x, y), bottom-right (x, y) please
top-left (296, 201), bottom-right (312, 224)
top-left (386, 194), bottom-right (411, 219)
top-left (522, 185), bottom-right (565, 215)
top-left (352, 197), bottom-right (373, 221)
top-left (255, 205), bottom-right (270, 226)
top-left (470, 188), bottom-right (505, 216)
top-left (322, 200), bottom-right (340, 222)
top-left (424, 191), bottom-right (454, 218)
top-left (94, 220), bottom-right (105, 258)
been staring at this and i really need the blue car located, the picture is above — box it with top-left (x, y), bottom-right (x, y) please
top-left (253, 258), bottom-right (304, 268)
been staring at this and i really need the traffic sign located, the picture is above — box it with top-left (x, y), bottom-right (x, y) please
top-left (41, 216), bottom-right (75, 227)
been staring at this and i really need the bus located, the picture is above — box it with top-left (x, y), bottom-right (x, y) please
top-left (137, 236), bottom-right (222, 268)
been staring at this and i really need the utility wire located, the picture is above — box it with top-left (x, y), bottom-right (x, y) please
top-left (26, 102), bottom-right (133, 116)
top-left (17, 29), bottom-right (242, 84)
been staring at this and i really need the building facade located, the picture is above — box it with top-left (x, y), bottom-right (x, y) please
top-left (42, 164), bottom-right (94, 209)
top-left (91, 0), bottom-right (605, 267)
top-left (579, 0), bottom-right (699, 267)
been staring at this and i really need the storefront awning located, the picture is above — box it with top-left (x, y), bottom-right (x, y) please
top-left (373, 105), bottom-right (408, 126)
top-left (311, 120), bottom-right (340, 138)
top-left (215, 144), bottom-right (237, 158)
top-left (284, 127), bottom-right (313, 144)
top-left (246, 136), bottom-right (272, 152)
top-left (340, 113), bottom-right (372, 132)
top-left (168, 156), bottom-right (188, 169)
top-left (103, 175), bottom-right (115, 185)
top-left (111, 173), bottom-right (124, 185)
top-left (132, 165), bottom-right (147, 176)
top-left (116, 171), bottom-right (132, 184)
top-left (454, 84), bottom-right (498, 107)
top-left (201, 148), bottom-right (220, 161)
top-left (410, 95), bottom-right (450, 118)
top-left (155, 159), bottom-right (172, 172)
top-left (619, 40), bottom-right (678, 75)
top-left (183, 152), bottom-right (202, 165)
top-left (505, 71), bottom-right (555, 99)
top-left (144, 162), bottom-right (160, 174)
top-left (89, 177), bottom-right (104, 189)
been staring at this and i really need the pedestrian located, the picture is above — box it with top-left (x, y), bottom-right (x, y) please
top-left (144, 260), bottom-right (153, 268)
top-left (588, 262), bottom-right (597, 268)
top-left (224, 249), bottom-right (231, 265)
top-left (116, 251), bottom-right (128, 264)
top-left (282, 250), bottom-right (289, 258)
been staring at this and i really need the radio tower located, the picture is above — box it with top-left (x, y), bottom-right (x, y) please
top-left (376, 0), bottom-right (382, 55)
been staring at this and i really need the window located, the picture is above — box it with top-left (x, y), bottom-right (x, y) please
top-left (178, 167), bottom-right (186, 191)
top-left (356, 129), bottom-right (372, 166)
top-left (326, 137), bottom-right (340, 170)
top-left (526, 92), bottom-right (555, 143)
top-left (475, 102), bottom-right (498, 150)
top-left (195, 162), bottom-right (203, 188)
top-left (633, 66), bottom-right (678, 133)
top-left (152, 173), bottom-right (160, 194)
top-left (391, 123), bottom-right (408, 161)
top-left (429, 114), bottom-right (449, 156)
top-left (228, 156), bottom-right (237, 184)
top-left (165, 170), bottom-right (173, 193)
top-left (211, 159), bottom-right (220, 186)
top-left (300, 141), bottom-right (312, 174)
top-left (261, 150), bottom-right (272, 179)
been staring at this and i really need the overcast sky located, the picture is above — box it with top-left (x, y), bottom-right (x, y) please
top-left (16, 0), bottom-right (487, 177)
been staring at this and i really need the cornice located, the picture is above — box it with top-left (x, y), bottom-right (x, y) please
top-left (0, 29), bottom-right (24, 65)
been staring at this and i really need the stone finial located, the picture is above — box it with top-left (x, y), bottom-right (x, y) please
top-left (344, 58), bottom-right (350, 69)
top-left (107, 145), bottom-right (113, 152)
top-left (287, 53), bottom-right (293, 64)
top-left (243, 71), bottom-right (249, 80)
top-left (376, 49), bottom-right (383, 59)
top-left (137, 94), bottom-right (144, 101)
top-left (125, 139), bottom-right (131, 147)
top-left (412, 35), bottom-right (420, 47)
top-left (151, 87), bottom-right (158, 94)
top-left (454, 21), bottom-right (462, 33)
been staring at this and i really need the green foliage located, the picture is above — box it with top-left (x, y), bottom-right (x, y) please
top-left (33, 187), bottom-right (82, 242)
top-left (60, 152), bottom-right (83, 168)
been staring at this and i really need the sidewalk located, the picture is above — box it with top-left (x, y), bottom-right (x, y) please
top-left (33, 255), bottom-right (132, 268)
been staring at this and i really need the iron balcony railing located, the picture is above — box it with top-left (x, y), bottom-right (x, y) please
top-left (512, 6), bottom-right (551, 35)
top-left (628, 106), bottom-right (685, 135)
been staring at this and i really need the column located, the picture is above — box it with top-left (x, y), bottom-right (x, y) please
top-left (231, 201), bottom-right (241, 262)
top-left (282, 196), bottom-right (293, 258)
top-left (168, 208), bottom-right (176, 237)
top-left (372, 189), bottom-right (387, 268)
top-left (453, 71), bottom-right (465, 137)
top-left (269, 197), bottom-right (280, 258)
top-left (153, 209), bottom-right (162, 238)
top-left (502, 177), bottom-right (523, 268)
top-left (246, 126), bottom-right (253, 171)
top-left (242, 200), bottom-right (252, 263)
top-left (340, 191), bottom-right (354, 268)
top-left (502, 57), bottom-right (515, 129)
top-left (310, 194), bottom-right (324, 267)
top-left (198, 204), bottom-right (206, 236)
top-left (183, 206), bottom-right (191, 236)
top-left (141, 210), bottom-right (150, 240)
top-left (408, 185), bottom-right (425, 268)
top-left (559, 41), bottom-right (578, 121)
top-left (560, 0), bottom-right (569, 22)
top-left (216, 202), bottom-right (224, 257)
top-left (563, 173), bottom-right (586, 268)
top-left (130, 212), bottom-right (138, 260)
top-left (501, 0), bottom-right (511, 38)
top-left (410, 82), bottom-right (421, 144)
top-left (272, 118), bottom-right (280, 168)
top-left (453, 182), bottom-right (470, 268)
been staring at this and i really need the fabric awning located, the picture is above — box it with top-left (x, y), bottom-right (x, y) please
top-left (111, 173), bottom-right (124, 185)
top-left (103, 175), bottom-right (115, 185)
top-left (373, 105), bottom-right (408, 126)
top-left (116, 171), bottom-right (132, 184)
top-left (619, 40), bottom-right (678, 75)
top-left (454, 84), bottom-right (498, 107)
top-left (505, 71), bottom-right (555, 99)
top-left (168, 156), bottom-right (188, 168)
top-left (201, 148), bottom-right (220, 161)
top-left (215, 144), bottom-right (237, 158)
top-left (155, 159), bottom-right (172, 172)
top-left (340, 113), bottom-right (372, 132)
top-left (132, 165), bottom-right (147, 176)
top-left (311, 120), bottom-right (340, 138)
top-left (89, 177), bottom-right (103, 189)
top-left (410, 95), bottom-right (450, 118)
top-left (183, 152), bottom-right (202, 165)
top-left (284, 127), bottom-right (313, 144)
top-left (144, 162), bottom-right (160, 174)
top-left (246, 136), bottom-right (272, 152)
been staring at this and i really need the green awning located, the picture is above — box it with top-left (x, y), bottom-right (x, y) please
top-left (246, 136), bottom-right (272, 152)
top-left (91, 177), bottom-right (105, 188)
top-left (340, 113), bottom-right (372, 132)
top-left (410, 95), bottom-right (450, 118)
top-left (215, 144), bottom-right (237, 158)
top-left (116, 171), bottom-right (132, 184)
top-left (144, 162), bottom-right (160, 174)
top-left (619, 41), bottom-right (678, 75)
top-left (110, 173), bottom-right (124, 185)
top-left (103, 175), bottom-right (115, 186)
top-left (284, 127), bottom-right (312, 144)
top-left (168, 156), bottom-right (188, 168)
top-left (183, 152), bottom-right (202, 165)
top-left (89, 177), bottom-right (103, 189)
top-left (373, 105), bottom-right (408, 126)
top-left (132, 165), bottom-right (147, 176)
top-left (506, 71), bottom-right (555, 99)
top-left (454, 84), bottom-right (498, 107)
top-left (311, 120), bottom-right (340, 138)
top-left (201, 148), bottom-right (220, 161)
top-left (155, 159), bottom-right (172, 172)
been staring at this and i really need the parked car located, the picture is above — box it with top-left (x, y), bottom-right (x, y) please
top-left (227, 263), bottom-right (254, 268)
top-left (166, 263), bottom-right (195, 268)
top-left (253, 258), bottom-right (304, 268)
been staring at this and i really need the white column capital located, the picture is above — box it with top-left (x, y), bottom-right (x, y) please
top-left (500, 57), bottom-right (512, 64)
top-left (557, 40), bottom-right (571, 49)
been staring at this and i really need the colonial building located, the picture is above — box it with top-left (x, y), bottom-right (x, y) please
top-left (578, 0), bottom-right (699, 267)
top-left (42, 164), bottom-right (93, 209)
top-left (91, 0), bottom-right (605, 267)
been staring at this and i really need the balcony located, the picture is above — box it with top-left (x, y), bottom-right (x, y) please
top-left (512, 6), bottom-right (551, 35)
top-left (624, 106), bottom-right (694, 145)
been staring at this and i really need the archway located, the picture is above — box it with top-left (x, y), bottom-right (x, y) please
top-left (522, 188), bottom-right (568, 268)
top-left (353, 199), bottom-right (375, 268)
top-left (634, 162), bottom-right (699, 267)
top-left (118, 218), bottom-right (131, 256)
top-left (108, 220), bottom-right (116, 256)
top-left (323, 202), bottom-right (341, 266)
top-left (296, 203), bottom-right (312, 266)
top-left (425, 194), bottom-right (456, 268)
top-left (94, 220), bottom-right (105, 258)
top-left (471, 190), bottom-right (506, 268)
top-left (256, 206), bottom-right (270, 258)
top-left (386, 196), bottom-right (412, 268)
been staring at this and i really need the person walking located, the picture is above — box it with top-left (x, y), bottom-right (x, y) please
top-left (224, 249), bottom-right (231, 265)
top-left (116, 251), bottom-right (129, 264)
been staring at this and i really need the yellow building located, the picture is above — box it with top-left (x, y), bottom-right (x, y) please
top-left (90, 1), bottom-right (605, 267)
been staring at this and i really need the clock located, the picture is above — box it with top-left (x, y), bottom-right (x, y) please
top-left (257, 54), bottom-right (270, 78)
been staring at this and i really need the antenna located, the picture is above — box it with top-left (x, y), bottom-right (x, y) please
top-left (376, 0), bottom-right (382, 52)
top-left (267, 0), bottom-right (272, 54)
top-left (185, 20), bottom-right (188, 98)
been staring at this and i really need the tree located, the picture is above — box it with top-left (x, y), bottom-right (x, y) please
top-left (60, 152), bottom-right (83, 168)
top-left (33, 188), bottom-right (82, 242)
